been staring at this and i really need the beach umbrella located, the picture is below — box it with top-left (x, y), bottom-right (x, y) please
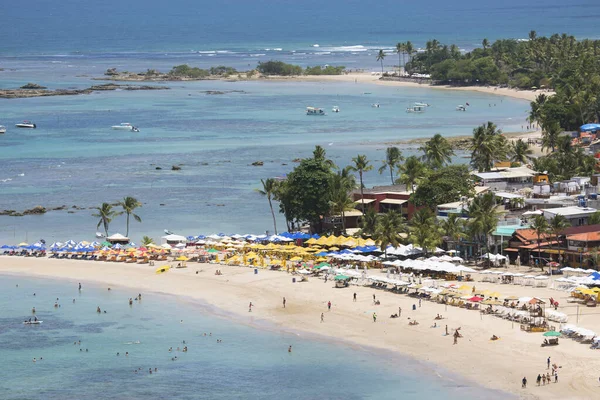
top-left (18, 242), bottom-right (29, 247)
top-left (176, 256), bottom-right (189, 261)
top-left (207, 248), bottom-right (219, 254)
top-left (468, 296), bottom-right (483, 302)
top-left (156, 266), bottom-right (171, 274)
top-left (334, 275), bottom-right (350, 281)
top-left (543, 331), bottom-right (561, 337)
top-left (101, 241), bottom-right (111, 247)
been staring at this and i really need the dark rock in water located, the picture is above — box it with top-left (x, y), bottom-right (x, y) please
top-left (20, 83), bottom-right (47, 89)
top-left (159, 203), bottom-right (165, 206)
top-left (292, 158), bottom-right (302, 162)
top-left (200, 162), bottom-right (209, 166)
top-left (67, 211), bottom-right (75, 214)
top-left (156, 167), bottom-right (162, 170)
top-left (0, 210), bottom-right (16, 216)
top-left (171, 165), bottom-right (181, 171)
top-left (282, 163), bottom-right (287, 166)
top-left (216, 204), bottom-right (225, 207)
top-left (251, 161), bottom-right (264, 166)
top-left (9, 212), bottom-right (24, 217)
top-left (105, 68), bottom-right (119, 76)
top-left (23, 206), bottom-right (46, 215)
top-left (51, 205), bottom-right (67, 211)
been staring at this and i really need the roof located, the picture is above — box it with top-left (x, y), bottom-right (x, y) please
top-left (567, 232), bottom-right (600, 242)
top-left (379, 198), bottom-right (408, 205)
top-left (472, 167), bottom-right (536, 181)
top-left (344, 210), bottom-right (364, 217)
top-left (495, 192), bottom-right (524, 199)
top-left (354, 198), bottom-right (376, 204)
top-left (107, 233), bottom-right (129, 240)
top-left (563, 224), bottom-right (600, 235)
top-left (514, 229), bottom-right (551, 242)
top-left (541, 206), bottom-right (597, 217)
top-left (437, 201), bottom-right (466, 210)
top-left (161, 234), bottom-right (187, 241)
top-left (520, 240), bottom-right (559, 249)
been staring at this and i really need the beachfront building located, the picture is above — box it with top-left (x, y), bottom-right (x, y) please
top-left (161, 234), bottom-right (187, 246)
top-left (471, 166), bottom-right (537, 191)
top-left (541, 206), bottom-right (597, 227)
top-left (106, 233), bottom-right (130, 245)
top-left (351, 184), bottom-right (415, 220)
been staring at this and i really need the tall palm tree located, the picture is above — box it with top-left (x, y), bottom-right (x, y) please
top-left (531, 215), bottom-right (550, 269)
top-left (376, 50), bottom-right (386, 74)
top-left (329, 169), bottom-right (357, 234)
top-left (118, 196), bottom-right (142, 237)
top-left (396, 42), bottom-right (404, 72)
top-left (541, 122), bottom-right (561, 153)
top-left (405, 41), bottom-right (414, 65)
top-left (410, 208), bottom-right (441, 256)
top-left (374, 210), bottom-right (405, 259)
top-left (419, 133), bottom-right (454, 168)
top-left (470, 122), bottom-right (509, 172)
top-left (255, 178), bottom-right (279, 234)
top-left (510, 139), bottom-right (533, 164)
top-left (397, 155), bottom-right (426, 192)
top-left (358, 207), bottom-right (379, 237)
top-left (378, 146), bottom-right (403, 184)
top-left (467, 192), bottom-right (500, 256)
top-left (548, 215), bottom-right (570, 265)
top-left (482, 38), bottom-right (490, 50)
top-left (349, 155), bottom-right (373, 214)
top-left (441, 213), bottom-right (464, 251)
top-left (312, 145), bottom-right (336, 168)
top-left (92, 203), bottom-right (118, 237)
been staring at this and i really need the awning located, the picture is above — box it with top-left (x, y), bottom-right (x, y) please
top-left (503, 248), bottom-right (519, 252)
top-left (520, 240), bottom-right (559, 249)
top-left (379, 198), bottom-right (407, 205)
top-left (354, 198), bottom-right (376, 204)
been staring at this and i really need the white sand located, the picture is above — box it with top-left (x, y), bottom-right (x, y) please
top-left (2, 257), bottom-right (599, 399)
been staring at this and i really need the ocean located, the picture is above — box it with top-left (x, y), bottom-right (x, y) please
top-left (0, 0), bottom-right (591, 241)
top-left (0, 274), bottom-right (512, 400)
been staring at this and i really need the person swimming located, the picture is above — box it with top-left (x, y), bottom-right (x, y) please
top-left (97, 306), bottom-right (101, 313)
top-left (32, 307), bottom-right (36, 314)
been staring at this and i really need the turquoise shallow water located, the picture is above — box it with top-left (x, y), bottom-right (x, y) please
top-left (0, 79), bottom-right (529, 243)
top-left (0, 274), bottom-right (512, 400)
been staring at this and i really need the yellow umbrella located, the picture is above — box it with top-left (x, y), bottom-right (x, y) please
top-left (306, 238), bottom-right (318, 245)
top-left (156, 266), bottom-right (171, 274)
top-left (176, 256), bottom-right (189, 261)
top-left (488, 291), bottom-right (501, 298)
top-left (289, 256), bottom-right (303, 261)
top-left (316, 236), bottom-right (329, 246)
top-left (328, 246), bottom-right (339, 251)
top-left (315, 257), bottom-right (328, 262)
top-left (457, 284), bottom-right (471, 291)
top-left (18, 242), bottom-right (29, 247)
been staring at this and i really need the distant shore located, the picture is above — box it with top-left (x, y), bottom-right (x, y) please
top-left (2, 257), bottom-right (599, 400)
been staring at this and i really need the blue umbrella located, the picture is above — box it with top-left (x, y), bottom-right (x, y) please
top-left (1, 244), bottom-right (11, 249)
top-left (580, 123), bottom-right (600, 132)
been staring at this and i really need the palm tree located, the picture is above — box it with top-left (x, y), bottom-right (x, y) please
top-left (405, 41), bottom-right (414, 65)
top-left (329, 169), bottom-right (357, 234)
top-left (349, 154), bottom-right (373, 214)
top-left (410, 208), bottom-right (441, 256)
top-left (118, 196), bottom-right (142, 237)
top-left (92, 203), bottom-right (118, 237)
top-left (541, 122), bottom-right (561, 153)
top-left (255, 178), bottom-right (279, 234)
top-left (312, 145), bottom-right (336, 168)
top-left (141, 236), bottom-right (155, 246)
top-left (548, 215), bottom-right (570, 265)
top-left (358, 207), bottom-right (379, 237)
top-left (374, 210), bottom-right (405, 259)
top-left (376, 50), bottom-right (386, 74)
top-left (397, 155), bottom-right (426, 192)
top-left (531, 215), bottom-right (550, 269)
top-left (441, 213), bottom-right (464, 251)
top-left (470, 122), bottom-right (509, 172)
top-left (510, 139), bottom-right (533, 164)
top-left (419, 133), bottom-right (454, 168)
top-left (467, 192), bottom-right (500, 256)
top-left (482, 38), bottom-right (489, 50)
top-left (396, 42), bottom-right (404, 72)
top-left (378, 146), bottom-right (403, 184)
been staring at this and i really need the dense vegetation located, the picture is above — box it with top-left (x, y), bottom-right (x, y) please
top-left (304, 65), bottom-right (346, 75)
top-left (257, 61), bottom-right (345, 76)
top-left (168, 64), bottom-right (210, 78)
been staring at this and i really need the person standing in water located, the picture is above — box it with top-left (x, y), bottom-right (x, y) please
top-left (78, 283), bottom-right (82, 291)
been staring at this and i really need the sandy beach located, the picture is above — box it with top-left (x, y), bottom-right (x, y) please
top-left (2, 257), bottom-right (599, 399)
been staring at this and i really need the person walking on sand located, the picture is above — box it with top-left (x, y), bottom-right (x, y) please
top-left (372, 294), bottom-right (376, 304)
top-left (320, 313), bottom-right (324, 323)
top-left (353, 293), bottom-right (357, 302)
top-left (522, 377), bottom-right (527, 388)
top-left (536, 374), bottom-right (541, 386)
top-left (78, 283), bottom-right (82, 291)
top-left (445, 325), bottom-right (449, 336)
top-left (419, 298), bottom-right (422, 307)
top-left (554, 372), bottom-right (558, 383)
top-left (373, 312), bottom-right (377, 322)
top-left (399, 307), bottom-right (402, 317)
top-left (327, 301), bottom-right (331, 311)
top-left (283, 297), bottom-right (286, 308)
top-left (542, 374), bottom-right (546, 385)
top-left (547, 356), bottom-right (551, 369)
top-left (248, 302), bottom-right (253, 312)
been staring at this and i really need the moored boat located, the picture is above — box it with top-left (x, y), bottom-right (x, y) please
top-left (456, 105), bottom-right (467, 111)
top-left (406, 105), bottom-right (426, 113)
top-left (414, 102), bottom-right (430, 107)
top-left (111, 123), bottom-right (140, 132)
top-left (15, 121), bottom-right (36, 129)
top-left (0, 125), bottom-right (6, 134)
top-left (306, 107), bottom-right (325, 116)
top-left (23, 320), bottom-right (43, 325)
top-left (332, 106), bottom-right (340, 113)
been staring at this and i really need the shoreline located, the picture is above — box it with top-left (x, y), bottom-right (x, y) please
top-left (3, 258), bottom-right (600, 399)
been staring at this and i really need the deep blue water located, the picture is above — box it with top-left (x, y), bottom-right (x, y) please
top-left (0, 275), bottom-right (513, 400)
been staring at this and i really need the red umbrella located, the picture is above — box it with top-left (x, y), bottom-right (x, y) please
top-left (469, 296), bottom-right (483, 302)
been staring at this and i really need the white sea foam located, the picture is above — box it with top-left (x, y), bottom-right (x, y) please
top-left (249, 54), bottom-right (266, 57)
top-left (0, 178), bottom-right (12, 183)
top-left (197, 51), bottom-right (216, 54)
top-left (312, 44), bottom-right (319, 47)
top-left (18, 173), bottom-right (25, 177)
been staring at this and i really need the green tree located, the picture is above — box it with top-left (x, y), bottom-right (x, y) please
top-left (117, 196), bottom-right (142, 237)
top-left (410, 208), bottom-right (441, 255)
top-left (373, 210), bottom-right (406, 258)
top-left (470, 122), bottom-right (509, 171)
top-left (141, 236), bottom-right (155, 246)
top-left (376, 50), bottom-right (386, 74)
top-left (378, 146), bottom-right (403, 184)
top-left (328, 168), bottom-right (356, 234)
top-left (482, 38), bottom-right (489, 50)
top-left (419, 133), bottom-right (455, 168)
top-left (548, 215), bottom-right (570, 265)
top-left (358, 207), bottom-right (379, 237)
top-left (397, 156), bottom-right (427, 192)
top-left (466, 192), bottom-right (500, 256)
top-left (442, 213), bottom-right (465, 251)
top-left (510, 139), bottom-right (533, 164)
top-left (349, 154), bottom-right (373, 214)
top-left (531, 215), bottom-right (550, 269)
top-left (256, 178), bottom-right (279, 235)
top-left (411, 165), bottom-right (474, 207)
top-left (588, 211), bottom-right (600, 225)
top-left (92, 203), bottom-right (119, 237)
top-left (396, 42), bottom-right (404, 72)
top-left (541, 122), bottom-right (562, 153)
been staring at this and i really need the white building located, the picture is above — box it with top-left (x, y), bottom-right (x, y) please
top-left (541, 206), bottom-right (598, 227)
top-left (471, 166), bottom-right (536, 191)
top-left (161, 234), bottom-right (187, 246)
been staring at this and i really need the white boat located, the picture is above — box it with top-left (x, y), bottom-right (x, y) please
top-left (371, 103), bottom-right (380, 108)
top-left (456, 105), bottom-right (467, 111)
top-left (306, 107), bottom-right (325, 116)
top-left (15, 121), bottom-right (36, 129)
top-left (332, 106), bottom-right (340, 113)
top-left (111, 123), bottom-right (140, 132)
top-left (414, 102), bottom-right (430, 107)
top-left (23, 320), bottom-right (43, 325)
top-left (0, 125), bottom-right (6, 134)
top-left (406, 105), bottom-right (426, 113)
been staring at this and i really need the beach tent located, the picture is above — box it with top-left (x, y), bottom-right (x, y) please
top-left (580, 123), bottom-right (600, 132)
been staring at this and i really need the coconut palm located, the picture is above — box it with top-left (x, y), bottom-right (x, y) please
top-left (396, 42), bottom-right (404, 72)
top-left (482, 38), bottom-right (490, 50)
top-left (548, 215), bottom-right (570, 265)
top-left (312, 145), bottom-right (336, 168)
top-left (510, 139), bottom-right (533, 164)
top-left (376, 50), bottom-right (386, 74)
top-left (541, 122), bottom-right (561, 153)
top-left (466, 192), bottom-right (500, 256)
top-left (397, 155), bottom-right (426, 192)
top-left (441, 213), bottom-right (465, 251)
top-left (378, 146), bottom-right (403, 184)
top-left (329, 169), bottom-right (357, 234)
top-left (373, 210), bottom-right (405, 259)
top-left (141, 236), bottom-right (155, 246)
top-left (419, 133), bottom-right (454, 169)
top-left (358, 207), bottom-right (379, 237)
top-left (531, 215), bottom-right (550, 269)
top-left (410, 208), bottom-right (441, 255)
top-left (255, 178), bottom-right (279, 234)
top-left (349, 154), bottom-right (373, 214)
top-left (92, 203), bottom-right (119, 238)
top-left (470, 122), bottom-right (509, 172)
top-left (405, 41), bottom-right (414, 65)
top-left (118, 196), bottom-right (142, 237)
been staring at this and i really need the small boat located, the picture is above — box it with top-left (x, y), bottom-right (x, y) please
top-left (456, 105), bottom-right (467, 111)
top-left (332, 106), bottom-right (340, 113)
top-left (16, 121), bottom-right (36, 129)
top-left (306, 107), bottom-right (325, 116)
top-left (371, 103), bottom-right (380, 108)
top-left (406, 105), bottom-right (426, 113)
top-left (23, 320), bottom-right (43, 325)
top-left (111, 123), bottom-right (140, 132)
top-left (414, 102), bottom-right (430, 107)
top-left (0, 125), bottom-right (6, 134)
